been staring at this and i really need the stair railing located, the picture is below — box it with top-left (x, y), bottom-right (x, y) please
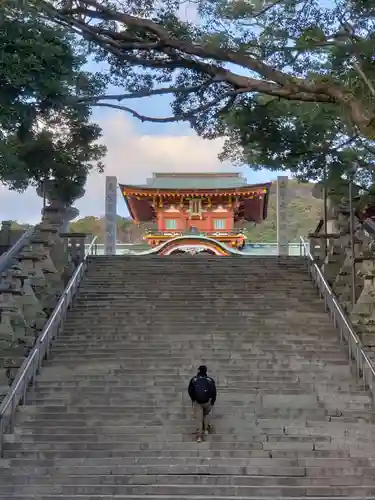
top-left (0, 236), bottom-right (98, 456)
top-left (0, 226), bottom-right (34, 274)
top-left (299, 236), bottom-right (375, 407)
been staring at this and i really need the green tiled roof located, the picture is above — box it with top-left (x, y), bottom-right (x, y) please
top-left (145, 173), bottom-right (248, 189)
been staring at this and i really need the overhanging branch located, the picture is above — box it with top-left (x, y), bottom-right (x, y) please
top-left (76, 81), bottom-right (218, 104)
top-left (25, 0), bottom-right (375, 132)
top-left (89, 89), bottom-right (239, 122)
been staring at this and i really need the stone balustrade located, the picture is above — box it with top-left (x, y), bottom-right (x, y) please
top-left (0, 212), bottom-right (88, 401)
top-left (309, 197), bottom-right (375, 362)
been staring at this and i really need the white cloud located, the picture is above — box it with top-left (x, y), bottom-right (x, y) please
top-left (0, 113), bottom-right (233, 224)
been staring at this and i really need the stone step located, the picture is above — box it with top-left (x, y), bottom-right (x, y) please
top-left (2, 442), bottom-right (356, 456)
top-left (3, 431), bottom-right (333, 444)
top-left (80, 274), bottom-right (309, 278)
top-left (85, 268), bottom-right (308, 273)
top-left (11, 420), bottom-right (375, 435)
top-left (10, 454), bottom-right (362, 467)
top-left (39, 364), bottom-right (351, 374)
top-left (49, 344), bottom-right (343, 352)
top-left (64, 322), bottom-right (331, 327)
top-left (74, 296), bottom-right (320, 301)
top-left (34, 366), bottom-right (349, 376)
top-left (3, 483), bottom-right (375, 497)
top-left (85, 270), bottom-right (308, 274)
top-left (22, 394), bottom-right (365, 409)
top-left (3, 462), bottom-right (375, 477)
top-left (0, 473), bottom-right (372, 486)
top-left (63, 315), bottom-right (329, 321)
top-left (63, 319), bottom-right (331, 325)
top-left (0, 462), bottom-right (308, 476)
top-left (2, 435), bottom-right (329, 447)
top-left (42, 358), bottom-right (352, 369)
top-left (59, 330), bottom-right (338, 336)
top-left (78, 290), bottom-right (312, 294)
top-left (32, 378), bottom-right (356, 389)
top-left (2, 255), bottom-right (374, 498)
top-left (0, 431), bottom-right (336, 444)
top-left (51, 338), bottom-right (341, 345)
top-left (28, 377), bottom-right (311, 385)
top-left (24, 384), bottom-right (369, 395)
top-left (74, 290), bottom-right (318, 296)
top-left (6, 444), bottom-right (369, 459)
top-left (2, 496), bottom-right (375, 500)
top-left (25, 387), bottom-right (368, 401)
top-left (80, 281), bottom-right (312, 287)
top-left (2, 441), bottom-right (370, 456)
top-left (44, 358), bottom-right (345, 367)
top-left (50, 338), bottom-right (338, 346)
top-left (14, 413), bottom-right (375, 426)
top-left (1, 441), bottom-right (356, 458)
top-left (85, 270), bottom-right (310, 274)
top-left (47, 346), bottom-right (342, 355)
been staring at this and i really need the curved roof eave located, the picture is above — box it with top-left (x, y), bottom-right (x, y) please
top-left (123, 196), bottom-right (136, 221)
top-left (121, 183), bottom-right (271, 223)
top-left (125, 195), bottom-right (156, 222)
top-left (120, 182), bottom-right (272, 195)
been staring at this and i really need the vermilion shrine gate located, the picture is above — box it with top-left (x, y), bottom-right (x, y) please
top-left (104, 173), bottom-right (289, 256)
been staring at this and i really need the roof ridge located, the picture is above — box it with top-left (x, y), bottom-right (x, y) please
top-left (152, 172), bottom-right (242, 178)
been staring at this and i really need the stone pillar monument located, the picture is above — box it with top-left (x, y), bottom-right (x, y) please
top-left (276, 176), bottom-right (288, 256)
top-left (104, 176), bottom-right (117, 255)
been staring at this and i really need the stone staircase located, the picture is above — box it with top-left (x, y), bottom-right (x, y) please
top-left (1, 255), bottom-right (375, 499)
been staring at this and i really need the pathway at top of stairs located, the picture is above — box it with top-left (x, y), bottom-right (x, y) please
top-left (1, 255), bottom-right (375, 499)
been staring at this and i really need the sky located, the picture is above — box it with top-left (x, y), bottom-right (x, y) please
top-left (0, 3), bottom-right (288, 225)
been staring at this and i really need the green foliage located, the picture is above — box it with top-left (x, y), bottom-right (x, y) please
top-left (6, 0), bottom-right (373, 196)
top-left (69, 216), bottom-right (104, 236)
top-left (20, 0), bottom-right (374, 142)
top-left (244, 180), bottom-right (322, 242)
top-left (0, 2), bottom-right (107, 200)
top-left (9, 221), bottom-right (32, 230)
top-left (220, 96), bottom-right (375, 193)
top-left (69, 215), bottom-right (147, 243)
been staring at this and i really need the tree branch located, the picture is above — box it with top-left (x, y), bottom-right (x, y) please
top-left (89, 89), bottom-right (240, 122)
top-left (28, 0), bottom-right (375, 132)
top-left (35, 0), bottom-right (329, 91)
top-left (76, 81), bottom-right (217, 103)
top-left (337, 20), bottom-right (375, 97)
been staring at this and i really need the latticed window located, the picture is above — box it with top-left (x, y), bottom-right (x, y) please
top-left (213, 219), bottom-right (226, 230)
top-left (189, 199), bottom-right (202, 214)
top-left (165, 219), bottom-right (177, 230)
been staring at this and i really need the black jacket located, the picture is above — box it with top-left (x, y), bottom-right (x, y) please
top-left (188, 374), bottom-right (217, 405)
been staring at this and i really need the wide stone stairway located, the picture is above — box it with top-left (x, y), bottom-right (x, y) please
top-left (1, 255), bottom-right (375, 499)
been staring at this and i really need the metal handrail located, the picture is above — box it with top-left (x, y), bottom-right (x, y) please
top-left (0, 227), bottom-right (34, 274)
top-left (299, 236), bottom-right (375, 407)
top-left (0, 236), bottom-right (98, 456)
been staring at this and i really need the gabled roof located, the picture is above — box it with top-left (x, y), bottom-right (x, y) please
top-left (119, 172), bottom-right (271, 224)
top-left (144, 172), bottom-right (248, 190)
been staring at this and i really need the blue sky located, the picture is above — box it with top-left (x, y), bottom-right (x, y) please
top-left (1, 84), bottom-right (283, 224)
top-left (0, 7), bottom-right (293, 224)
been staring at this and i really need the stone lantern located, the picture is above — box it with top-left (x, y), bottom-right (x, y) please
top-left (36, 179), bottom-right (85, 233)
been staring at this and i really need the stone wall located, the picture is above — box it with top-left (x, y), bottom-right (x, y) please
top-left (309, 200), bottom-right (375, 363)
top-left (0, 211), bottom-right (87, 402)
